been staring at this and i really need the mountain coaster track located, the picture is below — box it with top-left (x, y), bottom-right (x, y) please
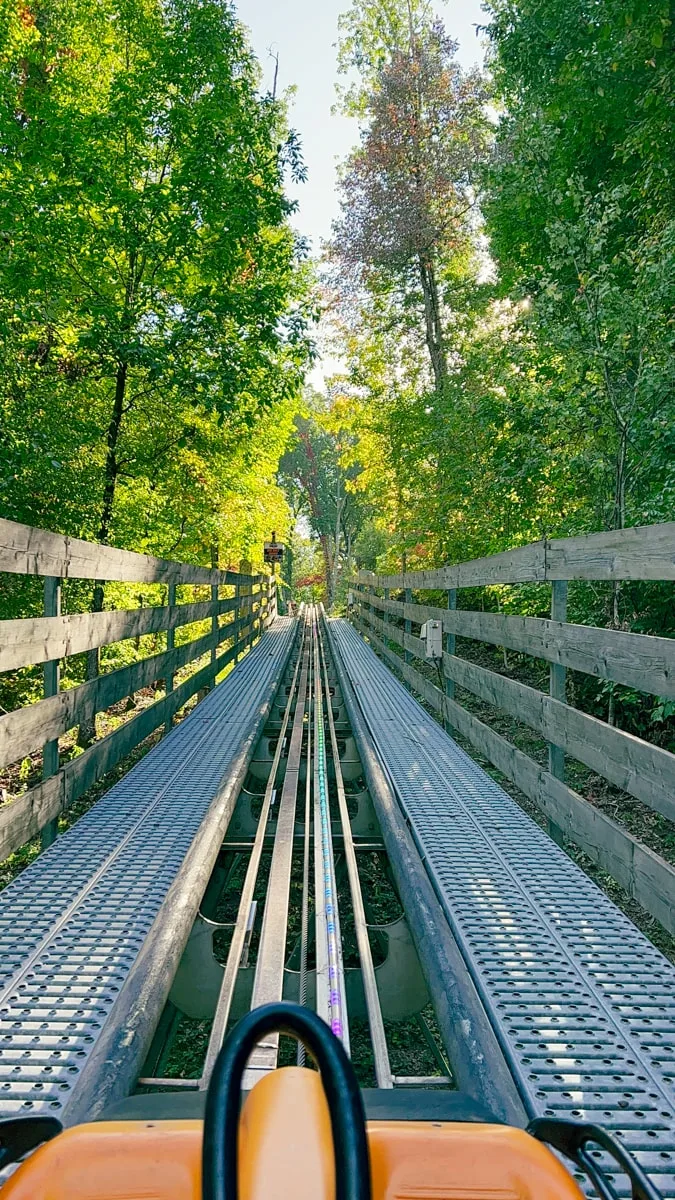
top-left (1, 518), bottom-right (675, 1198)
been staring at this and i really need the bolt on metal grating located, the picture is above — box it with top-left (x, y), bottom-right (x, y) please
top-left (331, 619), bottom-right (675, 1198)
top-left (0, 620), bottom-right (296, 1121)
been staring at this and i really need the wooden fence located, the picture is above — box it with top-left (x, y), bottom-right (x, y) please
top-left (0, 519), bottom-right (277, 862)
top-left (351, 522), bottom-right (675, 936)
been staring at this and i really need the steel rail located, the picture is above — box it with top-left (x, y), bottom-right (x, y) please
top-left (244, 611), bottom-right (312, 1082)
top-left (312, 609), bottom-right (349, 1050)
top-left (199, 616), bottom-right (306, 1088)
top-left (313, 617), bottom-right (329, 1024)
top-left (296, 625), bottom-right (313, 1068)
top-left (318, 611), bottom-right (391, 1087)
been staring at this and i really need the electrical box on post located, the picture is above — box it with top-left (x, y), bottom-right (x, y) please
top-left (420, 619), bottom-right (443, 660)
top-left (347, 590), bottom-right (354, 609)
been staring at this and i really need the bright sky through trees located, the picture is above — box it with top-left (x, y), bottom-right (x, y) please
top-left (237, 0), bottom-right (486, 251)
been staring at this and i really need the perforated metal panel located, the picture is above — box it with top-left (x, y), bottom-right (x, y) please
top-left (0, 621), bottom-right (296, 1119)
top-left (332, 619), bottom-right (675, 1196)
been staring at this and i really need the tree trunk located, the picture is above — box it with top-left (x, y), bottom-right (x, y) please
top-left (607, 421), bottom-right (627, 728)
top-left (345, 528), bottom-right (353, 581)
top-left (319, 533), bottom-right (333, 605)
top-left (329, 477), bottom-right (344, 612)
top-left (99, 361), bottom-right (128, 543)
top-left (77, 362), bottom-right (128, 747)
top-left (418, 253), bottom-right (447, 392)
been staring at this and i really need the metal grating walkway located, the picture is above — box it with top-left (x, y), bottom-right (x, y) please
top-left (331, 619), bottom-right (675, 1197)
top-left (0, 619), bottom-right (296, 1122)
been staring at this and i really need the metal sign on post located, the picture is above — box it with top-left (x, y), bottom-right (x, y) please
top-left (263, 530), bottom-right (285, 571)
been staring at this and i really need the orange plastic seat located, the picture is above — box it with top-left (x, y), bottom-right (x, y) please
top-left (2, 1068), bottom-right (585, 1200)
top-left (369, 1121), bottom-right (586, 1200)
top-left (1, 1119), bottom-right (203, 1200)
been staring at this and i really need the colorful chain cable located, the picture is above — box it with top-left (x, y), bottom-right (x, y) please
top-left (315, 645), bottom-right (345, 1042)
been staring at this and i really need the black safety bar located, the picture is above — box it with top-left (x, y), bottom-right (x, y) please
top-left (202, 1002), bottom-right (371, 1200)
top-left (529, 1116), bottom-right (663, 1200)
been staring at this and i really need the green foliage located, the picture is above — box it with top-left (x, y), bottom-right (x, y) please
top-left (279, 390), bottom-right (372, 606)
top-left (336, 0), bottom-right (437, 115)
top-left (331, 10), bottom-right (489, 393)
top-left (317, 0), bottom-right (675, 762)
top-left (289, 536), bottom-right (326, 604)
top-left (484, 0), bottom-right (675, 531)
top-left (0, 0), bottom-right (312, 572)
top-left (323, 0), bottom-right (674, 584)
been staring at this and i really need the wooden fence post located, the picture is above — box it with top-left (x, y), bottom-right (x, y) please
top-left (404, 587), bottom-right (412, 664)
top-left (209, 545), bottom-right (219, 685)
top-left (40, 576), bottom-right (61, 849)
top-left (261, 577), bottom-right (267, 627)
top-left (369, 585), bottom-right (377, 644)
top-left (239, 561), bottom-right (253, 653)
top-left (548, 579), bottom-right (568, 846)
top-left (234, 578), bottom-right (242, 662)
top-left (444, 588), bottom-right (457, 733)
top-left (384, 587), bottom-right (390, 648)
top-left (210, 584), bottom-right (219, 676)
top-left (165, 582), bottom-right (176, 735)
top-left (255, 578), bottom-right (263, 643)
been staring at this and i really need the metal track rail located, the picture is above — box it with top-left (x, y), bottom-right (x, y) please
top-left (200, 617), bottom-right (308, 1087)
top-left (197, 609), bottom-right (390, 1083)
top-left (326, 615), bottom-right (525, 1124)
top-left (0, 619), bottom-right (297, 1123)
top-left (318, 611), bottom-right (391, 1087)
top-left (312, 609), bottom-right (349, 1050)
top-left (331, 618), bottom-right (675, 1196)
top-left (296, 619), bottom-right (313, 1068)
top-left (244, 611), bottom-right (312, 1084)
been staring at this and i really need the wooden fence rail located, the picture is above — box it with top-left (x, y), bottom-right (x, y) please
top-left (0, 518), bottom-right (259, 586)
top-left (350, 520), bottom-right (675, 937)
top-left (362, 593), bottom-right (675, 697)
top-left (357, 521), bottom-right (675, 589)
top-left (0, 594), bottom-right (258, 673)
top-left (0, 519), bottom-right (277, 862)
top-left (358, 605), bottom-right (675, 822)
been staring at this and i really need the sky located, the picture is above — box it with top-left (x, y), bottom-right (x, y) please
top-left (236, 0), bottom-right (488, 253)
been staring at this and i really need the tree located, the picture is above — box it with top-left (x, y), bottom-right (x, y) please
top-left (330, 8), bottom-right (489, 392)
top-left (279, 394), bottom-right (370, 607)
top-left (484, 0), bottom-right (675, 533)
top-left (336, 0), bottom-right (435, 116)
top-left (0, 0), bottom-right (313, 736)
top-left (326, 0), bottom-right (674, 588)
top-left (0, 0), bottom-right (311, 547)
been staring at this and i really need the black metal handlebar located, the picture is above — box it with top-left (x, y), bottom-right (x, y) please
top-left (529, 1117), bottom-right (663, 1200)
top-left (202, 1002), bottom-right (371, 1200)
